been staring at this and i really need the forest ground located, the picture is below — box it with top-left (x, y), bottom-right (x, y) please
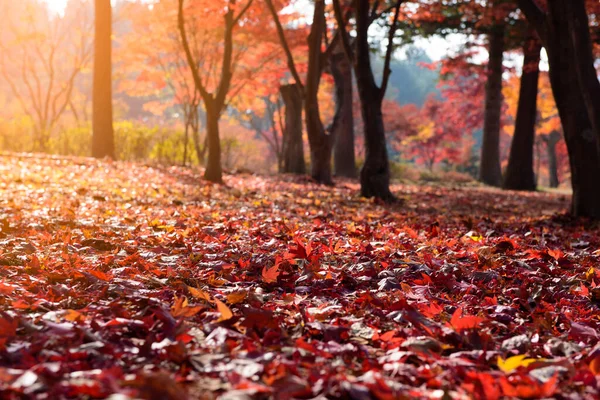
top-left (1, 153), bottom-right (599, 399)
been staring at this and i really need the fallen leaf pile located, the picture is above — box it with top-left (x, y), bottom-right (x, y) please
top-left (1, 154), bottom-right (600, 399)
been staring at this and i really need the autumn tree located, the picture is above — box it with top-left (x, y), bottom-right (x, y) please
top-left (118, 1), bottom-right (207, 166)
top-left (178, 0), bottom-right (255, 183)
top-left (0, 1), bottom-right (93, 152)
top-left (518, 0), bottom-right (600, 217)
top-left (92, 0), bottom-right (115, 159)
top-left (333, 0), bottom-right (402, 201)
top-left (266, 0), bottom-right (338, 183)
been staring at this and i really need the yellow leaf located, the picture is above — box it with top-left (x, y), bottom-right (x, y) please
top-left (497, 355), bottom-right (537, 373)
top-left (188, 286), bottom-right (211, 302)
top-left (586, 267), bottom-right (596, 281)
top-left (401, 282), bottom-right (413, 294)
top-left (215, 299), bottom-right (233, 322)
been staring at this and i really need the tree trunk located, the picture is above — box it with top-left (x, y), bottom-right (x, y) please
top-left (280, 84), bottom-right (306, 174)
top-left (191, 107), bottom-right (205, 166)
top-left (479, 23), bottom-right (505, 186)
top-left (565, 0), bottom-right (600, 150)
top-left (305, 0), bottom-right (333, 184)
top-left (503, 30), bottom-right (541, 191)
top-left (92, 0), bottom-right (115, 159)
top-left (545, 130), bottom-right (560, 188)
top-left (204, 107), bottom-right (223, 183)
top-left (544, 6), bottom-right (600, 218)
top-left (353, 0), bottom-right (393, 201)
top-left (183, 115), bottom-right (190, 167)
top-left (330, 43), bottom-right (357, 178)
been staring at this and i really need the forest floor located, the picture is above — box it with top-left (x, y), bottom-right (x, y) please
top-left (1, 154), bottom-right (600, 399)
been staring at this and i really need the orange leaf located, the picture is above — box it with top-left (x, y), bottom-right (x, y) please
top-left (450, 308), bottom-right (484, 332)
top-left (226, 291), bottom-right (247, 305)
top-left (216, 299), bottom-right (233, 322)
top-left (590, 355), bottom-right (600, 375)
top-left (64, 309), bottom-right (84, 322)
top-left (171, 295), bottom-right (202, 318)
top-left (89, 270), bottom-right (112, 282)
top-left (262, 264), bottom-right (280, 284)
top-left (547, 249), bottom-right (564, 260)
top-left (188, 286), bottom-right (211, 302)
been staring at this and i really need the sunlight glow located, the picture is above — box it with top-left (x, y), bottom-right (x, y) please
top-left (45, 0), bottom-right (68, 14)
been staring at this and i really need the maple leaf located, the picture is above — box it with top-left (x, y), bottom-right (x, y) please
top-left (171, 295), bottom-right (202, 318)
top-left (187, 286), bottom-right (211, 302)
top-left (450, 308), bottom-right (484, 332)
top-left (262, 264), bottom-right (280, 284)
top-left (497, 355), bottom-right (538, 373)
top-left (215, 299), bottom-right (233, 322)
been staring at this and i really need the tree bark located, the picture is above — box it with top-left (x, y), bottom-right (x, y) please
top-left (544, 7), bottom-right (600, 217)
top-left (353, 0), bottom-right (394, 200)
top-left (305, 0), bottom-right (333, 184)
top-left (565, 0), bottom-right (600, 151)
top-left (92, 0), bottom-right (115, 159)
top-left (280, 84), bottom-right (306, 174)
top-left (330, 43), bottom-right (357, 178)
top-left (519, 0), bottom-right (600, 218)
top-left (503, 30), bottom-right (541, 191)
top-left (544, 130), bottom-right (560, 188)
top-left (479, 23), bottom-right (505, 186)
top-left (204, 107), bottom-right (223, 183)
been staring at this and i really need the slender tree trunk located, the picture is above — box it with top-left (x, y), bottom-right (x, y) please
top-left (92, 0), bottom-right (115, 159)
top-left (305, 0), bottom-right (333, 184)
top-left (545, 130), bottom-right (560, 188)
top-left (183, 118), bottom-right (190, 167)
top-left (534, 138), bottom-right (541, 185)
top-left (479, 23), bottom-right (505, 186)
top-left (353, 0), bottom-right (393, 200)
top-left (280, 84), bottom-right (306, 174)
top-left (330, 43), bottom-right (357, 178)
top-left (503, 31), bottom-right (541, 191)
top-left (204, 106), bottom-right (223, 183)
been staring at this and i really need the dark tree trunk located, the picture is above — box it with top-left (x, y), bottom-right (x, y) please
top-left (280, 84), bottom-right (306, 174)
top-left (353, 0), bottom-right (393, 200)
top-left (544, 130), bottom-right (560, 188)
top-left (503, 31), bottom-right (541, 191)
top-left (545, 6), bottom-right (600, 217)
top-left (330, 43), bottom-right (357, 178)
top-left (359, 95), bottom-right (392, 199)
top-left (479, 23), bottom-right (505, 186)
top-left (305, 0), bottom-right (333, 184)
top-left (92, 0), bottom-right (115, 159)
top-left (519, 0), bottom-right (600, 217)
top-left (565, 0), bottom-right (600, 149)
top-left (204, 107), bottom-right (223, 183)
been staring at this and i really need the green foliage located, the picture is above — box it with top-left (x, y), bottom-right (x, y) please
top-left (149, 129), bottom-right (197, 166)
top-left (0, 116), bottom-right (36, 153)
top-left (48, 126), bottom-right (91, 156)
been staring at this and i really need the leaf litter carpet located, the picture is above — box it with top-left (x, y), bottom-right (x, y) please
top-left (1, 155), bottom-right (600, 399)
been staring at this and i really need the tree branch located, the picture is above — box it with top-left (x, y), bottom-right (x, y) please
top-left (332, 0), bottom-right (355, 65)
top-left (517, 0), bottom-right (547, 45)
top-left (265, 0), bottom-right (305, 94)
top-left (380, 0), bottom-right (403, 100)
